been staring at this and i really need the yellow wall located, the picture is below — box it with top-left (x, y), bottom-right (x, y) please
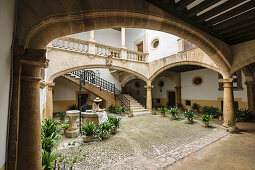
top-left (53, 100), bottom-right (77, 113)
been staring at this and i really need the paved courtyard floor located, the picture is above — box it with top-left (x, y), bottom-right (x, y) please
top-left (57, 115), bottom-right (228, 169)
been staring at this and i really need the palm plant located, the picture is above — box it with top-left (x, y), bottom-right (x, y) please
top-left (57, 112), bottom-right (66, 123)
top-left (158, 107), bottom-right (168, 117)
top-left (81, 122), bottom-right (96, 142)
top-left (184, 109), bottom-right (195, 123)
top-left (108, 104), bottom-right (117, 114)
top-left (95, 121), bottom-right (113, 140)
top-left (68, 104), bottom-right (78, 110)
top-left (236, 109), bottom-right (251, 121)
top-left (201, 114), bottom-right (213, 127)
top-left (108, 115), bottom-right (122, 128)
top-left (168, 107), bottom-right (180, 120)
top-left (191, 103), bottom-right (199, 112)
top-left (42, 149), bottom-right (60, 170)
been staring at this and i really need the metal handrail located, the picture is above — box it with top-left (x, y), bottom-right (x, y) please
top-left (122, 86), bottom-right (146, 108)
top-left (71, 69), bottom-right (130, 110)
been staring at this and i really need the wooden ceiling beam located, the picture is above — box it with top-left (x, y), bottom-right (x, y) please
top-left (230, 33), bottom-right (255, 44)
top-left (188, 0), bottom-right (221, 17)
top-left (176, 0), bottom-right (196, 11)
top-left (196, 0), bottom-right (245, 23)
top-left (222, 24), bottom-right (255, 39)
top-left (205, 1), bottom-right (255, 27)
top-left (211, 8), bottom-right (255, 32)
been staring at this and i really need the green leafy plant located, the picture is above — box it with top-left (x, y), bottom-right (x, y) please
top-left (68, 104), bottom-right (78, 110)
top-left (176, 103), bottom-right (184, 110)
top-left (158, 107), bottom-right (168, 114)
top-left (42, 149), bottom-right (60, 170)
top-left (201, 114), bottom-right (213, 123)
top-left (108, 104), bottom-right (117, 114)
top-left (81, 122), bottom-right (96, 136)
top-left (236, 109), bottom-right (251, 121)
top-left (191, 103), bottom-right (200, 111)
top-left (108, 115), bottom-right (122, 128)
top-left (95, 121), bottom-right (113, 140)
top-left (228, 120), bottom-right (236, 126)
top-left (57, 112), bottom-right (66, 121)
top-left (184, 109), bottom-right (195, 120)
top-left (168, 107), bottom-right (180, 118)
top-left (202, 106), bottom-right (220, 117)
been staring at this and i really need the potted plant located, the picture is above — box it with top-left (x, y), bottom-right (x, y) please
top-left (184, 109), bottom-right (195, 124)
top-left (228, 120), bottom-right (239, 133)
top-left (116, 107), bottom-right (122, 115)
top-left (152, 108), bottom-right (157, 115)
top-left (81, 122), bottom-right (96, 142)
top-left (108, 115), bottom-right (122, 134)
top-left (218, 112), bottom-right (223, 120)
top-left (191, 103), bottom-right (199, 112)
top-left (201, 114), bottom-right (212, 127)
top-left (168, 107), bottom-right (180, 120)
top-left (176, 103), bottom-right (184, 110)
top-left (96, 121), bottom-right (112, 140)
top-left (158, 107), bottom-right (168, 117)
top-left (236, 109), bottom-right (251, 121)
top-left (68, 104), bottom-right (78, 110)
top-left (57, 112), bottom-right (66, 123)
top-left (121, 107), bottom-right (127, 116)
top-left (128, 109), bottom-right (134, 117)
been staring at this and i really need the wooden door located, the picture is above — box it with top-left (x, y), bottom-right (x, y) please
top-left (137, 42), bottom-right (143, 52)
top-left (168, 92), bottom-right (176, 107)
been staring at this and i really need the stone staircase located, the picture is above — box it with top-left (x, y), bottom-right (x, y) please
top-left (123, 94), bottom-right (151, 116)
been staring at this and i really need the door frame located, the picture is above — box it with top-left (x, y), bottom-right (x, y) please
top-left (166, 89), bottom-right (177, 107)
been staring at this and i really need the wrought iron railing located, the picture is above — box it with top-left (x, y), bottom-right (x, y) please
top-left (122, 86), bottom-right (146, 108)
top-left (70, 69), bottom-right (130, 110)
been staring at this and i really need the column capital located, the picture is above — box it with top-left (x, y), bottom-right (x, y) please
top-left (219, 78), bottom-right (234, 83)
top-left (21, 48), bottom-right (47, 67)
top-left (46, 83), bottom-right (55, 89)
top-left (144, 85), bottom-right (154, 89)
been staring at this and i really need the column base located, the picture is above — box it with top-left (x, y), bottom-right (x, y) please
top-left (221, 123), bottom-right (239, 133)
top-left (65, 129), bottom-right (79, 138)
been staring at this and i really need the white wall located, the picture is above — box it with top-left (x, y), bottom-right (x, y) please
top-left (125, 79), bottom-right (147, 97)
top-left (67, 29), bottom-right (121, 48)
top-left (181, 69), bottom-right (247, 102)
top-left (125, 28), bottom-right (146, 51)
top-left (147, 30), bottom-right (178, 61)
top-left (152, 77), bottom-right (176, 98)
top-left (0, 0), bottom-right (14, 168)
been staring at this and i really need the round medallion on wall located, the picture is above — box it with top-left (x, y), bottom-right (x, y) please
top-left (158, 80), bottom-right (164, 88)
top-left (192, 76), bottom-right (203, 86)
top-left (134, 81), bottom-right (141, 88)
top-left (151, 39), bottom-right (159, 49)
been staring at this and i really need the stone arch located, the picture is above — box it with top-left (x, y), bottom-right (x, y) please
top-left (18, 2), bottom-right (231, 75)
top-left (49, 65), bottom-right (148, 84)
top-left (121, 75), bottom-right (147, 88)
top-left (149, 61), bottom-right (221, 82)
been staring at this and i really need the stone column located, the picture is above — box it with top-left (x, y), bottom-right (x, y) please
top-left (46, 83), bottom-right (55, 119)
top-left (88, 30), bottom-right (96, 55)
top-left (246, 81), bottom-right (255, 118)
top-left (175, 86), bottom-right (182, 104)
top-left (17, 49), bottom-right (47, 170)
top-left (121, 28), bottom-right (126, 48)
top-left (89, 30), bottom-right (95, 42)
top-left (219, 78), bottom-right (235, 127)
top-left (144, 84), bottom-right (154, 111)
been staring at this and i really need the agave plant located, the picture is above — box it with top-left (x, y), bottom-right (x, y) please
top-left (184, 109), bottom-right (195, 123)
top-left (168, 107), bottom-right (180, 120)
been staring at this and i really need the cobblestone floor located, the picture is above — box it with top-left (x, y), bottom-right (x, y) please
top-left (57, 115), bottom-right (227, 170)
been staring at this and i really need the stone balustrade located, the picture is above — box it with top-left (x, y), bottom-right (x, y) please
top-left (50, 37), bottom-right (148, 62)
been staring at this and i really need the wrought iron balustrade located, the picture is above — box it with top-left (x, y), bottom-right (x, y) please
top-left (71, 69), bottom-right (130, 110)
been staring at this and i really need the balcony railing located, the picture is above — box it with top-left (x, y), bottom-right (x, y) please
top-left (51, 37), bottom-right (148, 62)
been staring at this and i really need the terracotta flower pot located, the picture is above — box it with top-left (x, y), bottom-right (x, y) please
top-left (219, 116), bottom-right (223, 121)
top-left (152, 111), bottom-right (156, 115)
top-left (129, 112), bottom-right (134, 117)
top-left (161, 113), bottom-right (165, 117)
top-left (103, 134), bottom-right (109, 139)
top-left (203, 121), bottom-right (209, 127)
top-left (187, 118), bottom-right (193, 124)
top-left (171, 115), bottom-right (177, 120)
top-left (84, 135), bottom-right (93, 143)
top-left (112, 129), bottom-right (117, 134)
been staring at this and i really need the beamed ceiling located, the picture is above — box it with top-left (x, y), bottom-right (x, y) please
top-left (146, 0), bottom-right (255, 45)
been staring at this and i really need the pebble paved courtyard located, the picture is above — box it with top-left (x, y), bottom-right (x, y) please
top-left (57, 115), bottom-right (228, 169)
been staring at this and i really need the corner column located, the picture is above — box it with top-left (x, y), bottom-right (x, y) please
top-left (46, 83), bottom-right (55, 119)
top-left (17, 49), bottom-right (47, 170)
top-left (144, 84), bottom-right (154, 111)
top-left (246, 81), bottom-right (255, 118)
top-left (219, 78), bottom-right (235, 127)
top-left (88, 30), bottom-right (96, 55)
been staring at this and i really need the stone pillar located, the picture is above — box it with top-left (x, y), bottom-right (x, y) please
top-left (17, 49), bottom-right (47, 170)
top-left (145, 84), bottom-right (154, 111)
top-left (175, 86), bottom-right (182, 104)
top-left (65, 110), bottom-right (80, 138)
top-left (121, 28), bottom-right (126, 48)
top-left (46, 83), bottom-right (55, 119)
top-left (219, 78), bottom-right (235, 127)
top-left (89, 30), bottom-right (95, 42)
top-left (246, 81), bottom-right (255, 118)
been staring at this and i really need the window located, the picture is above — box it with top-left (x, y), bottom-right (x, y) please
top-left (151, 39), bottom-right (159, 49)
top-left (192, 76), bottom-right (203, 86)
top-left (185, 100), bottom-right (191, 106)
top-left (218, 71), bottom-right (243, 91)
top-left (184, 40), bottom-right (195, 51)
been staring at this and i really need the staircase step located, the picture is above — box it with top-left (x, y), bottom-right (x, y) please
top-left (133, 111), bottom-right (152, 116)
top-left (131, 106), bottom-right (145, 110)
top-left (133, 109), bottom-right (148, 112)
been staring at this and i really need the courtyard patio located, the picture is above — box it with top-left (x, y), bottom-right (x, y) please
top-left (56, 115), bottom-right (227, 169)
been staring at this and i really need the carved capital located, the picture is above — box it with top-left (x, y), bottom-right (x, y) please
top-left (144, 85), bottom-right (154, 90)
top-left (47, 83), bottom-right (56, 89)
top-left (219, 78), bottom-right (234, 88)
top-left (39, 81), bottom-right (46, 89)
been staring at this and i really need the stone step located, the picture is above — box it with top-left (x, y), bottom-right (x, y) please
top-left (133, 111), bottom-right (152, 116)
top-left (133, 109), bottom-right (148, 112)
top-left (130, 106), bottom-right (145, 110)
